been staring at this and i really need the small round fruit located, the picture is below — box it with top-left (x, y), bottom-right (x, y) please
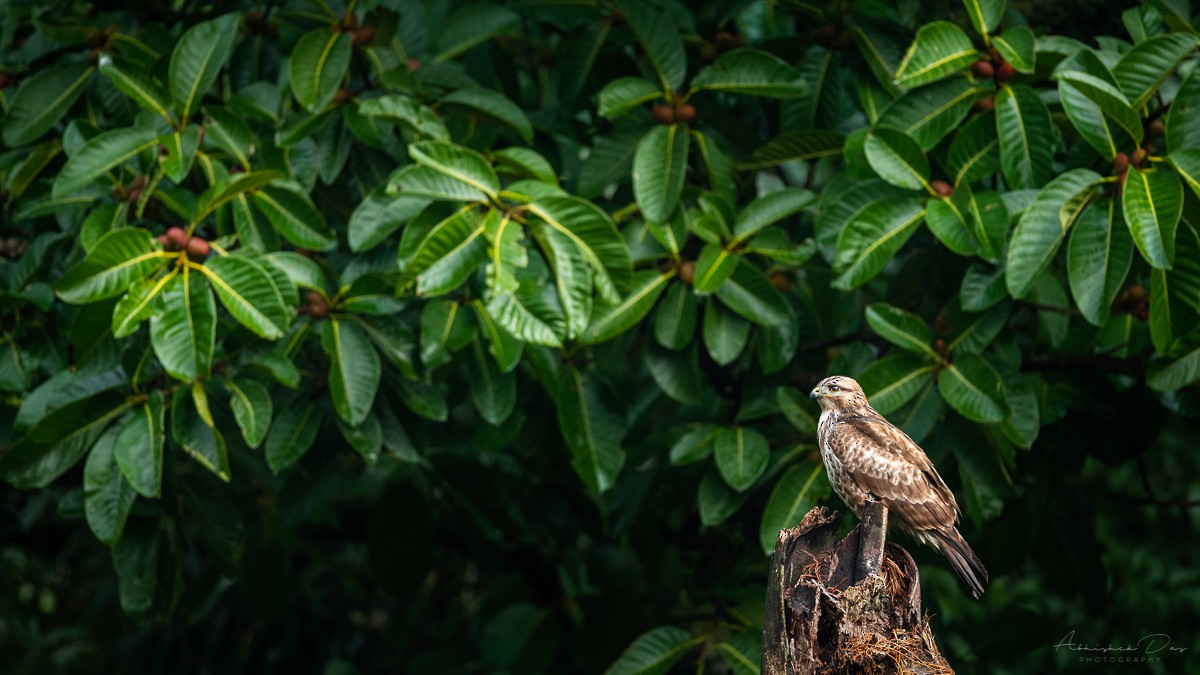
top-left (1112, 152), bottom-right (1130, 175)
top-left (307, 298), bottom-right (328, 321)
top-left (186, 237), bottom-right (210, 260)
top-left (306, 291), bottom-right (323, 305)
top-left (676, 104), bottom-right (696, 123)
top-left (1132, 147), bottom-right (1148, 166)
top-left (332, 87), bottom-right (352, 105)
top-left (651, 104), bottom-right (675, 125)
top-left (678, 261), bottom-right (696, 285)
top-left (769, 273), bottom-right (792, 293)
top-left (166, 227), bottom-right (189, 251)
top-left (974, 96), bottom-right (995, 112)
top-left (994, 62), bottom-right (1015, 82)
top-left (407, 58), bottom-right (421, 73)
top-left (931, 180), bottom-right (954, 198)
top-left (157, 234), bottom-right (170, 248)
top-left (1149, 119), bottom-right (1165, 137)
top-left (352, 25), bottom-right (375, 47)
top-left (970, 60), bottom-right (994, 78)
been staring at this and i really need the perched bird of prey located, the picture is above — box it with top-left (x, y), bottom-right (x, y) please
top-left (810, 375), bottom-right (988, 598)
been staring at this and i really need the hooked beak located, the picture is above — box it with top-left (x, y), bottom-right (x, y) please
top-left (809, 388), bottom-right (821, 400)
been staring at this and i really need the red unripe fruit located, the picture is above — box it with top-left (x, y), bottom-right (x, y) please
top-left (186, 237), bottom-right (210, 260)
top-left (974, 96), bottom-right (995, 112)
top-left (1149, 119), bottom-right (1165, 137)
top-left (1112, 152), bottom-right (1130, 175)
top-left (971, 60), bottom-right (994, 78)
top-left (651, 104), bottom-right (675, 125)
top-left (352, 25), bottom-right (375, 47)
top-left (1132, 147), bottom-right (1148, 166)
top-left (676, 104), bottom-right (696, 122)
top-left (157, 234), bottom-right (170, 248)
top-left (994, 62), bottom-right (1015, 82)
top-left (931, 180), bottom-right (954, 198)
top-left (306, 291), bottom-right (323, 305)
top-left (678, 261), bottom-right (696, 285)
top-left (166, 227), bottom-right (189, 251)
top-left (307, 293), bottom-right (328, 321)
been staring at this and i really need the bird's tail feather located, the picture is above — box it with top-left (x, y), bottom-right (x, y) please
top-left (932, 528), bottom-right (988, 599)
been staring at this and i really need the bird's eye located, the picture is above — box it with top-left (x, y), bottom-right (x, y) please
top-left (829, 384), bottom-right (839, 392)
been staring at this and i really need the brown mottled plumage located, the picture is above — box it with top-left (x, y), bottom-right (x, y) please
top-left (811, 375), bottom-right (988, 598)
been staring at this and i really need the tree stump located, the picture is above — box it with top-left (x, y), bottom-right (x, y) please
top-left (761, 504), bottom-right (953, 674)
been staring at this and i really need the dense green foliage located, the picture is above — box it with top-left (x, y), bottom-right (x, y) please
top-left (2, 0), bottom-right (1199, 672)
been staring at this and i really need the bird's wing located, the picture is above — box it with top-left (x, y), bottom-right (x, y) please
top-left (826, 412), bottom-right (960, 530)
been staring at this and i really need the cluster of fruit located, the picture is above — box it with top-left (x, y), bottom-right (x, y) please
top-left (156, 226), bottom-right (210, 261)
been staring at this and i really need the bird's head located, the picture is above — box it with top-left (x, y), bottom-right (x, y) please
top-left (810, 375), bottom-right (868, 411)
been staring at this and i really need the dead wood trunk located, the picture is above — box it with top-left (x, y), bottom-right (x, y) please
top-left (762, 504), bottom-right (953, 675)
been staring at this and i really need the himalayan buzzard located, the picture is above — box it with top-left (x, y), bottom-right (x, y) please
top-left (811, 375), bottom-right (988, 598)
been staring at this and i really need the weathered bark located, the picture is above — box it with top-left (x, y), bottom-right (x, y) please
top-left (762, 504), bottom-right (953, 675)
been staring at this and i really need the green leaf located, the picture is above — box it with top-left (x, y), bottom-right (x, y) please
top-left (420, 300), bottom-right (476, 370)
top-left (633, 125), bottom-right (690, 224)
top-left (1167, 69), bottom-right (1200, 152)
top-left (713, 426), bottom-right (769, 492)
top-left (527, 195), bottom-right (632, 302)
top-left (323, 318), bottom-right (382, 426)
top-left (669, 424), bottom-right (720, 465)
top-left (690, 48), bottom-right (807, 97)
top-left (487, 286), bottom-right (565, 347)
top-left (100, 57), bottom-right (172, 122)
top-left (1123, 167), bottom-right (1184, 269)
top-left (535, 226), bottom-right (591, 340)
top-left (578, 270), bottom-right (673, 345)
top-left (777, 387), bottom-right (818, 435)
top-left (114, 391), bottom-right (165, 498)
top-left (430, 4), bottom-right (519, 63)
top-left (53, 126), bottom-right (161, 197)
top-left (739, 130), bottom-right (845, 170)
top-left (493, 147), bottom-right (558, 185)
top-left (760, 464), bottom-right (827, 554)
top-left (57, 229), bottom-right (165, 304)
top-left (84, 426), bottom-right (136, 546)
top-left (714, 259), bottom-right (789, 326)
top-left (617, 0), bottom-right (686, 92)
top-left (992, 26), bottom-right (1036, 73)
top-left (0, 62), bottom-right (93, 147)
top-left (226, 378), bottom-right (272, 449)
top-left (1005, 169), bottom-right (1101, 298)
top-left (693, 243), bottom-right (737, 295)
top-left (863, 127), bottom-right (930, 192)
top-left (961, 0), bottom-right (1005, 37)
top-left (1068, 198), bottom-right (1134, 325)
top-left (1112, 33), bottom-right (1199, 110)
top-left (169, 14), bottom-right (238, 121)
top-left (698, 470), bottom-right (751, 526)
top-left (0, 392), bottom-right (132, 488)
top-left (251, 185), bottom-right (337, 251)
top-left (557, 367), bottom-right (625, 492)
top-left (440, 88), bottom-right (534, 142)
top-left (598, 77), bottom-right (662, 119)
top-left (716, 633), bottom-right (763, 675)
top-left (605, 626), bottom-right (698, 675)
top-left (865, 303), bottom-right (936, 356)
top-left (159, 125), bottom-right (200, 183)
top-left (926, 186), bottom-right (980, 256)
top-left (732, 188), bottom-right (814, 242)
top-left (201, 256), bottom-right (289, 339)
top-left (1057, 68), bottom-right (1142, 160)
top-left (172, 388), bottom-right (230, 480)
top-left (394, 378), bottom-right (448, 422)
top-left (876, 78), bottom-right (979, 152)
top-left (289, 29), bottom-right (352, 112)
top-left (858, 353), bottom-right (937, 415)
top-left (409, 141), bottom-right (501, 201)
top-left (1172, 149), bottom-right (1200, 200)
top-left (468, 340), bottom-right (516, 425)
top-left (1148, 345), bottom-right (1200, 391)
top-left (995, 84), bottom-right (1055, 190)
top-left (399, 208), bottom-right (487, 296)
top-left (894, 21), bottom-right (977, 87)
top-left (938, 353), bottom-right (1007, 423)
top-left (947, 111), bottom-right (1000, 186)
top-left (193, 169), bottom-right (285, 222)
top-left (654, 282), bottom-right (697, 350)
top-left (357, 95), bottom-right (449, 141)
top-left (832, 197), bottom-right (925, 290)
top-left (150, 269), bottom-right (216, 382)
top-left (264, 396), bottom-right (321, 475)
top-left (702, 300), bottom-right (750, 366)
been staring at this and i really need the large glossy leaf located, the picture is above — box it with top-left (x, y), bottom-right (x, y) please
top-left (597, 77), bottom-right (661, 119)
top-left (150, 268), bottom-right (216, 382)
top-left (939, 353), bottom-right (1007, 423)
top-left (535, 226), bottom-right (591, 340)
top-left (100, 57), bottom-right (172, 122)
top-left (876, 78), bottom-right (978, 151)
top-left (430, 4), bottom-right (519, 63)
top-left (227, 378), bottom-right (272, 449)
top-left (1123, 167), bottom-right (1184, 269)
top-left (759, 463), bottom-right (826, 554)
top-left (113, 390), bottom-right (165, 499)
top-left (1167, 68), bottom-right (1200, 152)
top-left (0, 392), bottom-right (132, 489)
top-left (468, 340), bottom-right (516, 425)
top-left (605, 626), bottom-right (698, 675)
top-left (251, 185), bottom-right (337, 251)
top-left (53, 126), bottom-right (161, 197)
top-left (159, 125), bottom-right (201, 183)
top-left (863, 127), bottom-right (929, 191)
top-left (1148, 345), bottom-right (1200, 391)
top-left (865, 303), bottom-right (936, 357)
top-left (894, 22), bottom-right (977, 87)
top-left (993, 26), bottom-right (1036, 73)
top-left (410, 141), bottom-right (500, 201)
top-left (739, 130), bottom-right (845, 170)
top-left (323, 318), bottom-right (382, 426)
top-left (169, 14), bottom-right (238, 121)
top-left (357, 95), bottom-right (449, 141)
top-left (714, 259), bottom-right (789, 326)
top-left (578, 270), bottom-right (673, 345)
top-left (691, 48), bottom-right (806, 97)
top-left (926, 185), bottom-right (981, 257)
top-left (83, 426), bottom-right (136, 546)
top-left (290, 29), bottom-right (352, 112)
top-left (617, 0), bottom-right (685, 92)
top-left (1005, 169), bottom-right (1101, 298)
top-left (832, 197), bottom-right (926, 289)
top-left (1057, 68), bottom-right (1142, 160)
top-left (633, 125), bottom-right (690, 224)
top-left (858, 353), bottom-right (937, 415)
top-left (947, 111), bottom-right (1000, 186)
top-left (557, 367), bottom-right (625, 492)
top-left (702, 300), bottom-right (750, 366)
top-left (1068, 198), bottom-right (1134, 325)
top-left (1112, 33), bottom-right (1199, 109)
top-left (201, 256), bottom-right (289, 339)
top-left (264, 396), bottom-right (321, 475)
top-left (654, 282), bottom-right (697, 351)
top-left (420, 300), bottom-right (476, 370)
top-left (57, 229), bottom-right (166, 304)
top-left (692, 242), bottom-right (737, 295)
top-left (1148, 224), bottom-right (1200, 354)
top-left (441, 88), bottom-right (534, 142)
top-left (713, 426), bottom-right (769, 492)
top-left (732, 188), bottom-right (814, 243)
top-left (172, 388), bottom-right (230, 480)
top-left (399, 208), bottom-right (487, 296)
top-left (961, 0), bottom-right (1005, 37)
top-left (995, 84), bottom-right (1055, 190)
top-left (1173, 149), bottom-right (1200, 200)
top-left (0, 62), bottom-right (93, 147)
top-left (527, 195), bottom-right (632, 301)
